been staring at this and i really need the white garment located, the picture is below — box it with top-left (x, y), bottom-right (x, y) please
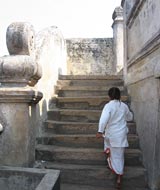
top-left (104, 137), bottom-right (125, 175)
top-left (98, 100), bottom-right (133, 148)
top-left (98, 100), bottom-right (133, 175)
top-left (108, 146), bottom-right (125, 175)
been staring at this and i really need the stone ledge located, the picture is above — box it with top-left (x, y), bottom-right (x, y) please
top-left (0, 88), bottom-right (43, 104)
top-left (59, 75), bottom-right (123, 80)
top-left (127, 29), bottom-right (160, 68)
top-left (0, 166), bottom-right (60, 190)
top-left (127, 61), bottom-right (157, 85)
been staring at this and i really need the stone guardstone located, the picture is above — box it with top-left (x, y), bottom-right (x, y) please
top-left (35, 26), bottom-right (67, 107)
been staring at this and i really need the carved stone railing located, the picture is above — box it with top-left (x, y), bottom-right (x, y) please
top-left (35, 26), bottom-right (67, 132)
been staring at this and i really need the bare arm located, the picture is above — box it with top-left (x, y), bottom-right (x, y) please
top-left (126, 106), bottom-right (133, 121)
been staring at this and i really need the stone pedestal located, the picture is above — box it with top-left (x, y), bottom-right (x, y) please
top-left (0, 89), bottom-right (42, 167)
top-left (112, 7), bottom-right (124, 74)
top-left (0, 22), bottom-right (42, 167)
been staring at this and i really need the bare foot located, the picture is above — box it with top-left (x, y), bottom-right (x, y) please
top-left (116, 175), bottom-right (122, 189)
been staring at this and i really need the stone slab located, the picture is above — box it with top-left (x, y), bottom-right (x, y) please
top-left (55, 85), bottom-right (125, 97)
top-left (59, 75), bottom-right (123, 80)
top-left (0, 166), bottom-right (60, 190)
top-left (61, 183), bottom-right (149, 190)
top-left (36, 134), bottom-right (139, 149)
top-left (37, 162), bottom-right (147, 188)
top-left (36, 145), bottom-right (142, 166)
top-left (45, 120), bottom-right (137, 135)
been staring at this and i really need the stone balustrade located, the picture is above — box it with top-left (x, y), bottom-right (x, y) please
top-left (0, 22), bottom-right (43, 167)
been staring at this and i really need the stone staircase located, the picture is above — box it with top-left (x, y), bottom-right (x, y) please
top-left (35, 75), bottom-right (148, 190)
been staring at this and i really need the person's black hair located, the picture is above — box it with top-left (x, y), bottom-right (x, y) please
top-left (108, 87), bottom-right (121, 100)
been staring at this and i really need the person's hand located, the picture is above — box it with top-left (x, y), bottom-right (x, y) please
top-left (96, 132), bottom-right (103, 138)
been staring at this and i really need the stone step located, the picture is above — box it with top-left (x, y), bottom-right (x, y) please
top-left (45, 120), bottom-right (137, 135)
top-left (57, 79), bottom-right (124, 88)
top-left (50, 96), bottom-right (130, 110)
top-left (36, 134), bottom-right (139, 149)
top-left (55, 85), bottom-right (125, 97)
top-left (36, 161), bottom-right (147, 188)
top-left (61, 183), bottom-right (149, 190)
top-left (59, 75), bottom-right (123, 80)
top-left (47, 109), bottom-right (101, 122)
top-left (35, 145), bottom-right (142, 166)
top-left (48, 108), bottom-right (133, 122)
top-left (61, 184), bottom-right (115, 190)
top-left (57, 78), bottom-right (124, 86)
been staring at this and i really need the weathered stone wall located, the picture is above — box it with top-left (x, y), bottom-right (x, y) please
top-left (66, 38), bottom-right (114, 75)
top-left (122, 0), bottom-right (160, 189)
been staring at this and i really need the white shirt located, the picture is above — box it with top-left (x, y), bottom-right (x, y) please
top-left (98, 100), bottom-right (133, 147)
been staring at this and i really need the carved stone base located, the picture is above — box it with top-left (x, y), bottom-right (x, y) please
top-left (0, 88), bottom-right (42, 167)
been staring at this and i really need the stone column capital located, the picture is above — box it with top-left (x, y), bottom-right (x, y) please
top-left (112, 6), bottom-right (123, 20)
top-left (112, 6), bottom-right (124, 27)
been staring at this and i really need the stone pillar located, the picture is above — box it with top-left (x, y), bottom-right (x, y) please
top-left (0, 22), bottom-right (42, 167)
top-left (112, 6), bottom-right (124, 74)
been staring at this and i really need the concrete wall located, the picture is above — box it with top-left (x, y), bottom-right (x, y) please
top-left (66, 38), bottom-right (114, 75)
top-left (122, 0), bottom-right (160, 189)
